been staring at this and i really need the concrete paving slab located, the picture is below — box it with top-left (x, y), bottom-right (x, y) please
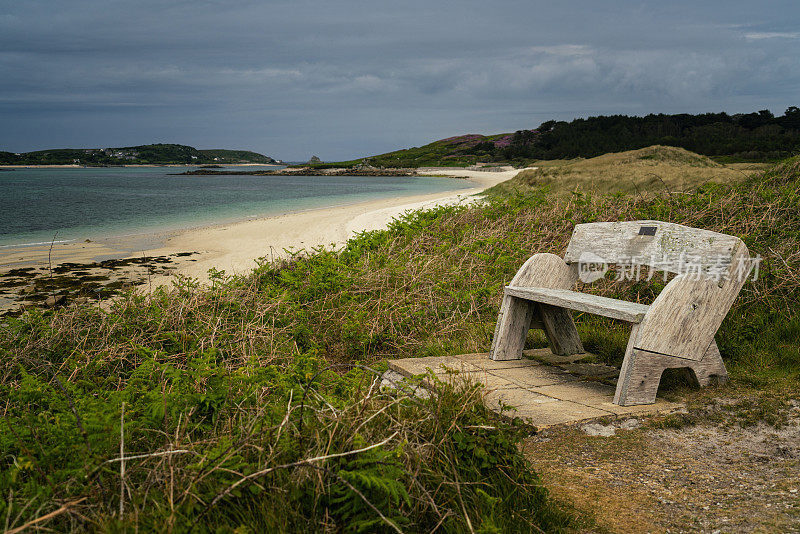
top-left (387, 353), bottom-right (684, 428)
top-left (533, 381), bottom-right (683, 416)
top-left (533, 381), bottom-right (618, 404)
top-left (560, 362), bottom-right (620, 378)
top-left (488, 365), bottom-right (579, 388)
top-left (597, 400), bottom-right (684, 417)
top-left (508, 400), bottom-right (614, 427)
top-left (482, 387), bottom-right (613, 425)
top-left (457, 352), bottom-right (543, 370)
top-left (387, 356), bottom-right (519, 390)
top-left (459, 369), bottom-right (519, 390)
top-left (387, 356), bottom-right (480, 377)
top-left (483, 387), bottom-right (559, 412)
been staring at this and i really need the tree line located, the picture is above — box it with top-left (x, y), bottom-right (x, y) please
top-left (467, 107), bottom-right (800, 162)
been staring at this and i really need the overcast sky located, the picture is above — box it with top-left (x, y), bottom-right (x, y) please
top-left (1, 1), bottom-right (798, 161)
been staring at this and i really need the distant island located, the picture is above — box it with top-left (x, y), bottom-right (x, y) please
top-left (304, 106), bottom-right (800, 169)
top-left (0, 143), bottom-right (278, 166)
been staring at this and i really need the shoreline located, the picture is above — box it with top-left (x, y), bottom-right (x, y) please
top-left (139, 167), bottom-right (524, 285)
top-left (0, 167), bottom-right (524, 312)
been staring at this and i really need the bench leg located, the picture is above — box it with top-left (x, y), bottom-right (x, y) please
top-left (538, 303), bottom-right (585, 356)
top-left (490, 295), bottom-right (536, 360)
top-left (615, 329), bottom-right (729, 406)
top-left (688, 341), bottom-right (729, 387)
top-left (614, 347), bottom-right (666, 406)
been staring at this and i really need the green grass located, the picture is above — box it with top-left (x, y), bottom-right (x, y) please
top-left (1, 154), bottom-right (798, 531)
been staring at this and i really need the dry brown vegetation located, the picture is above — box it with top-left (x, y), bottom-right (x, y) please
top-left (494, 145), bottom-right (768, 195)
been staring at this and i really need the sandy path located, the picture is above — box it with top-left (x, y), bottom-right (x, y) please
top-left (524, 402), bottom-right (800, 532)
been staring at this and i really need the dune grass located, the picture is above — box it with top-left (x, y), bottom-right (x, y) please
top-left (1, 152), bottom-right (798, 531)
top-left (492, 145), bottom-right (766, 195)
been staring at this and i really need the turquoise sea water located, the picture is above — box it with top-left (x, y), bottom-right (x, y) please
top-left (0, 166), bottom-right (472, 247)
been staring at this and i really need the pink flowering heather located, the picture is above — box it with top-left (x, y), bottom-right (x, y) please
top-left (493, 134), bottom-right (513, 148)
top-left (440, 134), bottom-right (486, 147)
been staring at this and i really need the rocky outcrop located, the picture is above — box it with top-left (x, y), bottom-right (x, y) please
top-left (353, 159), bottom-right (379, 171)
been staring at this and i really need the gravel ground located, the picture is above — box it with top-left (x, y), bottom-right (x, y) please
top-left (523, 399), bottom-right (800, 533)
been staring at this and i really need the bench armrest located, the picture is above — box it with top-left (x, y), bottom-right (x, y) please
top-left (634, 272), bottom-right (745, 361)
top-left (510, 253), bottom-right (578, 288)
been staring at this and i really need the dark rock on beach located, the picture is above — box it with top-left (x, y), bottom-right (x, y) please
top-left (0, 251), bottom-right (200, 316)
top-left (44, 294), bottom-right (66, 307)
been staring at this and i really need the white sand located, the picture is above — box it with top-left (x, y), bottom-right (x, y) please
top-left (141, 167), bottom-right (524, 284)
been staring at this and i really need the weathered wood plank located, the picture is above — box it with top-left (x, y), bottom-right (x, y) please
top-left (490, 296), bottom-right (537, 361)
top-left (614, 348), bottom-right (667, 405)
top-left (614, 342), bottom-right (730, 405)
top-left (634, 242), bottom-right (750, 360)
top-left (689, 340), bottom-right (729, 386)
top-left (538, 303), bottom-right (585, 355)
top-left (563, 220), bottom-right (745, 280)
top-left (508, 252), bottom-right (579, 287)
top-left (490, 253), bottom-right (580, 361)
top-left (505, 286), bottom-right (649, 323)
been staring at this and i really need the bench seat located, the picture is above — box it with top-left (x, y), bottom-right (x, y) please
top-left (504, 286), bottom-right (650, 323)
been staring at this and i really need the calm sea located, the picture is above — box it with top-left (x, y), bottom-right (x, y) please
top-left (0, 166), bottom-right (471, 247)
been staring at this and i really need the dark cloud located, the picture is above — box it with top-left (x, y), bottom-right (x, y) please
top-left (1, 0), bottom-right (798, 160)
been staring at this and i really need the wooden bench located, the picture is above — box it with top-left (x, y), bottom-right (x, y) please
top-left (490, 220), bottom-right (753, 406)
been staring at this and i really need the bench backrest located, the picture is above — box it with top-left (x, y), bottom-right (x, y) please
top-left (563, 220), bottom-right (748, 282)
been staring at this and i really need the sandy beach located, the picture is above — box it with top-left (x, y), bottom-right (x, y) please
top-left (140, 167), bottom-right (523, 284)
top-left (0, 167), bottom-right (523, 311)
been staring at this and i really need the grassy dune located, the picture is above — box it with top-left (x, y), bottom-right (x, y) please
top-left (492, 145), bottom-right (768, 195)
top-left (1, 150), bottom-right (798, 532)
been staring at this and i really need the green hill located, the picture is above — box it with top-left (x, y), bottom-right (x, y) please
top-left (311, 107), bottom-right (800, 168)
top-left (308, 132), bottom-right (514, 169)
top-left (197, 148), bottom-right (277, 164)
top-left (300, 132), bottom-right (513, 169)
top-left (0, 143), bottom-right (277, 165)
